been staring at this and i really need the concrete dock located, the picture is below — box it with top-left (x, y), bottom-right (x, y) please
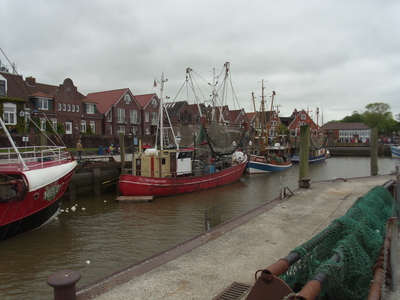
top-left (75, 174), bottom-right (399, 300)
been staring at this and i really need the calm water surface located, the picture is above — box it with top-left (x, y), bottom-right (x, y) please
top-left (0, 157), bottom-right (399, 299)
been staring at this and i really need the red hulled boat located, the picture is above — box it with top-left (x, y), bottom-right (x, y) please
top-left (0, 117), bottom-right (77, 241)
top-left (118, 63), bottom-right (248, 198)
top-left (119, 149), bottom-right (247, 197)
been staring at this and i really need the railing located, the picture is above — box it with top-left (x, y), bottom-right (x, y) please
top-left (130, 117), bottom-right (139, 124)
top-left (0, 146), bottom-right (74, 170)
top-left (116, 117), bottom-right (128, 123)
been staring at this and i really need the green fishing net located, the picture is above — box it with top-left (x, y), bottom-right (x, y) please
top-left (280, 186), bottom-right (397, 300)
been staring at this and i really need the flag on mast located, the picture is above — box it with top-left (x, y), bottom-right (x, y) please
top-left (153, 79), bottom-right (157, 87)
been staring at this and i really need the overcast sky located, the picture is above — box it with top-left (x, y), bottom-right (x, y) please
top-left (1, 0), bottom-right (399, 124)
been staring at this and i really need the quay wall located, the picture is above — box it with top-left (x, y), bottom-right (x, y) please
top-left (327, 144), bottom-right (390, 156)
top-left (61, 160), bottom-right (131, 201)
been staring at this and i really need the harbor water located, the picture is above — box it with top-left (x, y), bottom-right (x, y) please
top-left (0, 157), bottom-right (399, 300)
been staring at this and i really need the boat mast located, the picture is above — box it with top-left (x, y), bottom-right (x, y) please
top-left (268, 90), bottom-right (276, 147)
top-left (158, 73), bottom-right (168, 150)
top-left (0, 117), bottom-right (28, 170)
top-left (261, 79), bottom-right (266, 151)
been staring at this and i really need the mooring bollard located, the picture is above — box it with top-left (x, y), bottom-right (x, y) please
top-left (300, 178), bottom-right (311, 188)
top-left (47, 270), bottom-right (81, 300)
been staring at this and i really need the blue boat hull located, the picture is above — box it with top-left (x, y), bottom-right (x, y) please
top-left (390, 145), bottom-right (400, 158)
top-left (247, 155), bottom-right (292, 174)
top-left (291, 154), bottom-right (326, 164)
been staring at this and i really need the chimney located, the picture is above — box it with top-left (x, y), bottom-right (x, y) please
top-left (26, 76), bottom-right (36, 86)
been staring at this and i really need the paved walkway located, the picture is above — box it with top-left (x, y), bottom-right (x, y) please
top-left (76, 174), bottom-right (399, 300)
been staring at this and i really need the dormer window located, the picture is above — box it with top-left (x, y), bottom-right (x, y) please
top-left (85, 103), bottom-right (95, 114)
top-left (37, 98), bottom-right (50, 110)
top-left (151, 98), bottom-right (157, 108)
top-left (301, 114), bottom-right (306, 120)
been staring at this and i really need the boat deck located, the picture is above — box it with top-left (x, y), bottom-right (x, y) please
top-left (0, 146), bottom-right (74, 173)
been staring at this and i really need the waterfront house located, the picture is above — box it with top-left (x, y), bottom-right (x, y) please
top-left (0, 69), bottom-right (101, 135)
top-left (134, 93), bottom-right (160, 136)
top-left (321, 122), bottom-right (371, 143)
top-left (87, 89), bottom-right (142, 136)
top-left (287, 109), bottom-right (321, 138)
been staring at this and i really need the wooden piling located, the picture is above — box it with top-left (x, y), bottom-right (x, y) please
top-left (119, 133), bottom-right (126, 174)
top-left (204, 204), bottom-right (221, 230)
top-left (298, 125), bottom-right (310, 188)
top-left (93, 168), bottom-right (101, 196)
top-left (68, 183), bottom-right (76, 202)
top-left (370, 128), bottom-right (378, 176)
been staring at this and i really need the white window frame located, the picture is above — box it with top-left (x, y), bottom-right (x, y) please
top-left (107, 110), bottom-right (112, 122)
top-left (301, 114), bottom-right (306, 120)
top-left (86, 104), bottom-right (95, 114)
top-left (40, 117), bottom-right (46, 130)
top-left (38, 98), bottom-right (50, 110)
top-left (145, 111), bottom-right (149, 122)
top-left (65, 121), bottom-right (72, 134)
top-left (3, 103), bottom-right (17, 125)
top-left (151, 112), bottom-right (158, 125)
top-left (0, 79), bottom-right (6, 97)
top-left (117, 108), bottom-right (125, 122)
top-left (130, 125), bottom-right (138, 135)
top-left (58, 103), bottom-right (62, 111)
top-left (130, 110), bottom-right (138, 123)
top-left (76, 105), bottom-right (80, 113)
top-left (117, 125), bottom-right (126, 134)
top-left (107, 124), bottom-right (112, 135)
top-left (81, 120), bottom-right (86, 132)
top-left (90, 121), bottom-right (95, 133)
top-left (124, 94), bottom-right (131, 105)
top-left (63, 103), bottom-right (66, 111)
top-left (51, 118), bottom-right (57, 130)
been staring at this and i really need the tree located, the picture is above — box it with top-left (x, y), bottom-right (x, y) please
top-left (341, 111), bottom-right (363, 123)
top-left (362, 102), bottom-right (395, 134)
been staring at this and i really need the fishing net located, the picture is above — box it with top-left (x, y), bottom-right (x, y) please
top-left (280, 186), bottom-right (397, 300)
top-left (198, 121), bottom-right (246, 156)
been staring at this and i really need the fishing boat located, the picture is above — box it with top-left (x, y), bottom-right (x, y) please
top-left (0, 117), bottom-right (77, 241)
top-left (119, 64), bottom-right (247, 197)
top-left (290, 149), bottom-right (327, 164)
top-left (247, 81), bottom-right (292, 174)
top-left (390, 144), bottom-right (400, 158)
top-left (290, 137), bottom-right (329, 164)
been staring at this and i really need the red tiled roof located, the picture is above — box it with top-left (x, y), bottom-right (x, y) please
top-left (82, 97), bottom-right (97, 103)
top-left (134, 93), bottom-right (157, 109)
top-left (87, 89), bottom-right (128, 114)
top-left (321, 122), bottom-right (370, 130)
top-left (0, 72), bottom-right (31, 100)
top-left (30, 92), bottom-right (53, 98)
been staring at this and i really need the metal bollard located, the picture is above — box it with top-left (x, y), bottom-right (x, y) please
top-left (300, 178), bottom-right (310, 188)
top-left (47, 270), bottom-right (81, 300)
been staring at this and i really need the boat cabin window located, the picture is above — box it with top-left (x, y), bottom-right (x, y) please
top-left (162, 158), bottom-right (166, 165)
top-left (178, 151), bottom-right (193, 159)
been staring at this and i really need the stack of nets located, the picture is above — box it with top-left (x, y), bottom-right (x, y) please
top-left (280, 186), bottom-right (397, 300)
